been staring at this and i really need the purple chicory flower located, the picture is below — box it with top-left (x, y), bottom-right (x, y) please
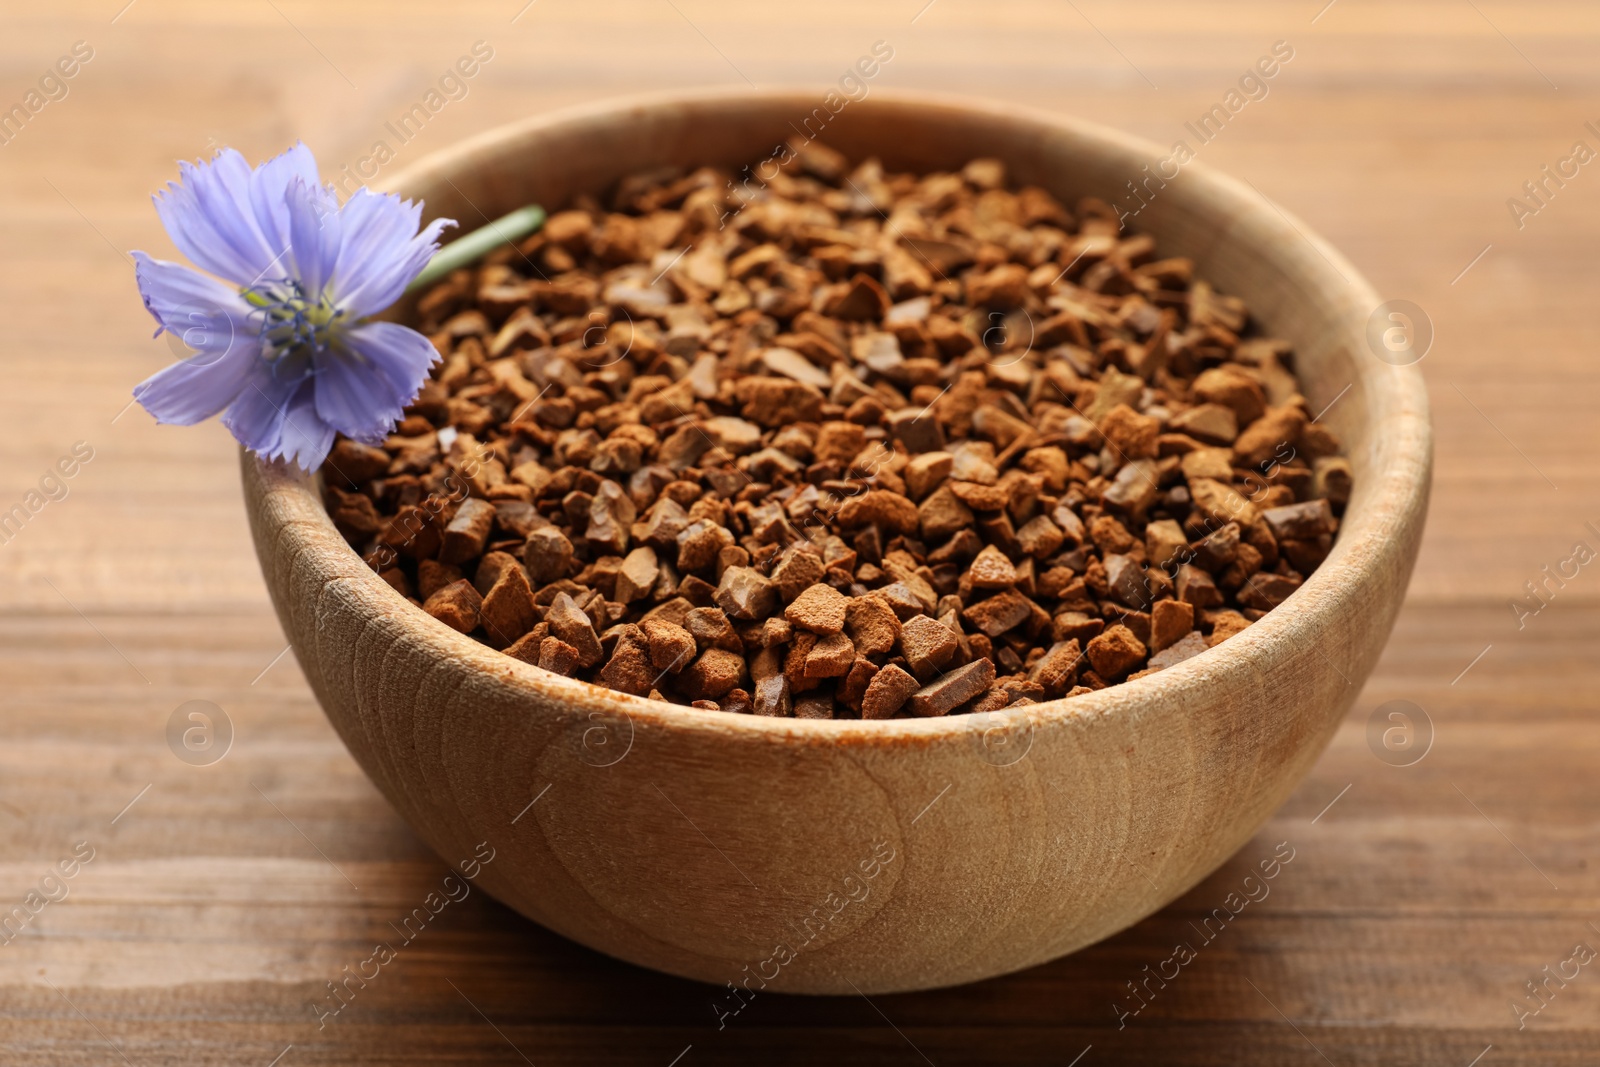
top-left (131, 143), bottom-right (455, 470)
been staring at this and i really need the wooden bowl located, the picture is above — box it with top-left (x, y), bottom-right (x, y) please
top-left (242, 88), bottom-right (1431, 994)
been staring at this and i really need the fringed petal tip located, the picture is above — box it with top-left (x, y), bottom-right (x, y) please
top-left (422, 215), bottom-right (459, 250)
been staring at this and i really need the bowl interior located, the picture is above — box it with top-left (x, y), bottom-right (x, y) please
top-left (373, 87), bottom-right (1427, 733)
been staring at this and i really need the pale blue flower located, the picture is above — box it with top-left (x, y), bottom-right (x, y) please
top-left (131, 143), bottom-right (454, 470)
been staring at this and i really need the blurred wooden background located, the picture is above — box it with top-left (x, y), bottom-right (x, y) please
top-left (2, 1), bottom-right (1598, 1063)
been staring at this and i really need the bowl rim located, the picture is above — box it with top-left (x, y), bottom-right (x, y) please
top-left (251, 85), bottom-right (1431, 747)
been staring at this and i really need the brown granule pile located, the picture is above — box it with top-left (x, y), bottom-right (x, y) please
top-left (321, 141), bottom-right (1353, 720)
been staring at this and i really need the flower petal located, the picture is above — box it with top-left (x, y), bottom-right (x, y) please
top-left (153, 149), bottom-right (287, 286)
top-left (131, 252), bottom-right (258, 362)
top-left (133, 355), bottom-right (255, 427)
top-left (247, 141), bottom-right (321, 264)
top-left (130, 253), bottom-right (265, 425)
top-left (219, 355), bottom-right (328, 467)
top-left (314, 321), bottom-right (440, 443)
top-left (219, 365), bottom-right (287, 450)
top-left (285, 177), bottom-right (342, 299)
top-left (330, 188), bottom-right (454, 319)
top-left (275, 380), bottom-right (338, 471)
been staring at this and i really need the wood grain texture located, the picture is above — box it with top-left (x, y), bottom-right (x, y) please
top-left (0, 1), bottom-right (1594, 1062)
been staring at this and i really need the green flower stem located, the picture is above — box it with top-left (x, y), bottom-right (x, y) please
top-left (406, 203), bottom-right (546, 295)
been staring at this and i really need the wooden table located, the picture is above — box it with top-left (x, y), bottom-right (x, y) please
top-left (3, 1), bottom-right (1597, 1062)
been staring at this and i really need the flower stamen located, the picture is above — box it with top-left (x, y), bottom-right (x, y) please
top-left (244, 278), bottom-right (346, 361)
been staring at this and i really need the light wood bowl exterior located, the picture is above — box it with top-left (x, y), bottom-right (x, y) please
top-left (241, 89), bottom-right (1431, 995)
